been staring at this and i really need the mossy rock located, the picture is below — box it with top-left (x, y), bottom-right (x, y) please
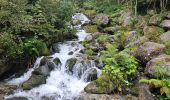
top-left (65, 58), bottom-right (77, 73)
top-left (149, 14), bottom-right (164, 25)
top-left (145, 54), bottom-right (170, 77)
top-left (84, 25), bottom-right (98, 33)
top-left (84, 10), bottom-right (96, 18)
top-left (22, 74), bottom-right (46, 90)
top-left (84, 75), bottom-right (115, 94)
top-left (143, 26), bottom-right (164, 41)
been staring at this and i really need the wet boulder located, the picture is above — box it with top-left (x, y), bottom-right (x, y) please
top-left (135, 42), bottom-right (166, 63)
top-left (53, 57), bottom-right (61, 66)
top-left (145, 54), bottom-right (170, 77)
top-left (83, 68), bottom-right (97, 82)
top-left (160, 31), bottom-right (170, 43)
top-left (65, 58), bottom-right (77, 73)
top-left (84, 75), bottom-right (115, 94)
top-left (85, 34), bottom-right (93, 42)
top-left (51, 43), bottom-right (60, 53)
top-left (22, 74), bottom-right (46, 90)
top-left (92, 13), bottom-right (109, 26)
top-left (34, 65), bottom-right (50, 76)
top-left (160, 20), bottom-right (170, 29)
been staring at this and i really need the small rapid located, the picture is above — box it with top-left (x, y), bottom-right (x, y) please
top-left (5, 13), bottom-right (100, 100)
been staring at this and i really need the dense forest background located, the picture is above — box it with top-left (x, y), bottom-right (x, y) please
top-left (1, 0), bottom-right (170, 99)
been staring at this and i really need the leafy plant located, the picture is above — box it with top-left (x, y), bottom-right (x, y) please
top-left (23, 38), bottom-right (49, 58)
top-left (100, 44), bottom-right (138, 91)
top-left (164, 41), bottom-right (170, 55)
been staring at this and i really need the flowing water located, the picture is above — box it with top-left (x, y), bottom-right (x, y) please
top-left (5, 13), bottom-right (101, 100)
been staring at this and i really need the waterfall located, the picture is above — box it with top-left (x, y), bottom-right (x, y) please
top-left (5, 13), bottom-right (101, 100)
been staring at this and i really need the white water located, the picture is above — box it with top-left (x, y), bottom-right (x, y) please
top-left (5, 14), bottom-right (100, 100)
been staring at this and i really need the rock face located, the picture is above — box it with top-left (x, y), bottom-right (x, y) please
top-left (65, 58), bottom-right (77, 73)
top-left (149, 14), bottom-right (163, 25)
top-left (160, 20), bottom-right (170, 29)
top-left (138, 84), bottom-right (155, 100)
top-left (22, 74), bottom-right (46, 90)
top-left (145, 54), bottom-right (170, 77)
top-left (135, 42), bottom-right (166, 63)
top-left (79, 92), bottom-right (138, 100)
top-left (84, 75), bottom-right (115, 94)
top-left (92, 13), bottom-right (109, 26)
top-left (83, 68), bottom-right (97, 82)
top-left (160, 31), bottom-right (170, 42)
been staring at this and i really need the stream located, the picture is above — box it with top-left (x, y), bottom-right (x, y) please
top-left (5, 13), bottom-right (101, 100)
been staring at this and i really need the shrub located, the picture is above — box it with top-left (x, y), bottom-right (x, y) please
top-left (0, 33), bottom-right (23, 59)
top-left (164, 41), bottom-right (170, 55)
top-left (23, 38), bottom-right (49, 58)
top-left (100, 44), bottom-right (138, 91)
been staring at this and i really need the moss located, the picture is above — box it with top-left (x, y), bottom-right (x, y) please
top-left (22, 74), bottom-right (45, 90)
top-left (84, 10), bottom-right (96, 17)
top-left (84, 25), bottom-right (98, 33)
top-left (155, 60), bottom-right (164, 65)
top-left (144, 26), bottom-right (164, 42)
top-left (86, 49), bottom-right (94, 56)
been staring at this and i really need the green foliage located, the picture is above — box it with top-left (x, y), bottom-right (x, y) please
top-left (100, 44), bottom-right (138, 91)
top-left (97, 35), bottom-right (111, 43)
top-left (23, 38), bottom-right (49, 57)
top-left (164, 41), bottom-right (170, 55)
top-left (86, 49), bottom-right (94, 56)
top-left (84, 25), bottom-right (98, 33)
top-left (140, 78), bottom-right (170, 99)
top-left (0, 33), bottom-right (23, 58)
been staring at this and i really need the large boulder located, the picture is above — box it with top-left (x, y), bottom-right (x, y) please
top-left (92, 13), bottom-right (109, 26)
top-left (79, 92), bottom-right (138, 100)
top-left (83, 68), bottom-right (98, 82)
top-left (135, 42), bottom-right (166, 63)
top-left (84, 75), bottom-right (115, 94)
top-left (160, 20), bottom-right (170, 29)
top-left (104, 26), bottom-right (121, 34)
top-left (50, 43), bottom-right (60, 53)
top-left (65, 58), bottom-right (77, 73)
top-left (53, 57), bottom-right (61, 66)
top-left (22, 74), bottom-right (46, 90)
top-left (143, 26), bottom-right (164, 41)
top-left (119, 9), bottom-right (133, 27)
top-left (124, 31), bottom-right (138, 46)
top-left (145, 54), bottom-right (170, 77)
top-left (149, 14), bottom-right (163, 25)
top-left (138, 83), bottom-right (155, 100)
top-left (160, 31), bottom-right (170, 43)
top-left (34, 65), bottom-right (50, 76)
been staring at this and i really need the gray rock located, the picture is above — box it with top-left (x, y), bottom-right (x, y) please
top-left (104, 26), bottom-right (121, 34)
top-left (166, 11), bottom-right (170, 19)
top-left (92, 13), bottom-right (109, 26)
top-left (120, 9), bottom-right (133, 27)
top-left (125, 31), bottom-right (138, 46)
top-left (68, 51), bottom-right (74, 55)
top-left (135, 42), bottom-right (166, 63)
top-left (22, 74), bottom-right (46, 90)
top-left (53, 57), bottom-right (61, 66)
top-left (34, 65), bottom-right (50, 76)
top-left (160, 20), bottom-right (170, 29)
top-left (145, 54), bottom-right (170, 77)
top-left (51, 44), bottom-right (60, 53)
top-left (65, 58), bottom-right (77, 73)
top-left (160, 31), bottom-right (170, 42)
top-left (83, 68), bottom-right (97, 82)
top-left (139, 83), bottom-right (155, 100)
top-left (85, 34), bottom-right (93, 42)
top-left (47, 61), bottom-right (57, 70)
